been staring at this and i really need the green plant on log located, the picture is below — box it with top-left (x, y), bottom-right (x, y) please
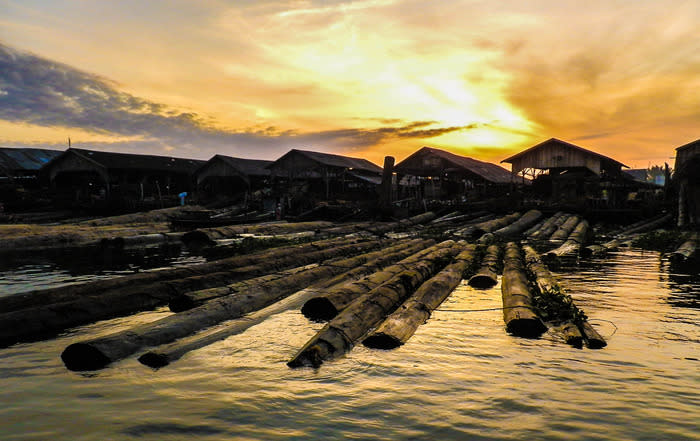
top-left (531, 284), bottom-right (587, 325)
top-left (631, 230), bottom-right (686, 252)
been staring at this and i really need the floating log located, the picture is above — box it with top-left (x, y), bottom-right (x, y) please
top-left (288, 243), bottom-right (464, 368)
top-left (0, 235), bottom-right (367, 314)
top-left (100, 232), bottom-right (185, 249)
top-left (615, 213), bottom-right (672, 237)
top-left (492, 209), bottom-right (543, 239)
top-left (460, 212), bottom-right (521, 240)
top-left (581, 239), bottom-right (620, 258)
top-left (550, 320), bottom-right (583, 348)
top-left (2, 238), bottom-right (384, 348)
top-left (60, 243), bottom-right (394, 371)
top-left (500, 242), bottom-right (547, 338)
top-left (549, 214), bottom-right (582, 243)
top-left (169, 238), bottom-right (431, 312)
top-left (527, 212), bottom-right (566, 240)
top-left (669, 233), bottom-right (698, 264)
top-left (138, 242), bottom-right (434, 368)
top-left (579, 321), bottom-right (607, 349)
top-left (522, 245), bottom-right (558, 295)
top-left (362, 246), bottom-right (477, 349)
top-left (468, 245), bottom-right (500, 288)
top-left (546, 219), bottom-right (590, 259)
top-left (181, 220), bottom-right (335, 244)
top-left (300, 240), bottom-right (455, 321)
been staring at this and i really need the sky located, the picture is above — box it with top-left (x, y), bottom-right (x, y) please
top-left (0, 0), bottom-right (698, 168)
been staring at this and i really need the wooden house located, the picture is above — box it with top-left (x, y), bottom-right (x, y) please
top-left (42, 148), bottom-right (205, 209)
top-left (0, 147), bottom-right (63, 212)
top-left (194, 155), bottom-right (273, 202)
top-left (501, 138), bottom-right (630, 208)
top-left (267, 149), bottom-right (383, 210)
top-left (393, 146), bottom-right (514, 202)
top-left (673, 139), bottom-right (700, 227)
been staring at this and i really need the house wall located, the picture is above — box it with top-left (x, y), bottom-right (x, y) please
top-left (510, 145), bottom-right (602, 175)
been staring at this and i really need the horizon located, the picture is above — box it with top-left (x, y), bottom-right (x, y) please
top-left (1, 1), bottom-right (698, 168)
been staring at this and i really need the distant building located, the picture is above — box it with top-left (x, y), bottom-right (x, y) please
top-left (673, 139), bottom-right (700, 227)
top-left (393, 146), bottom-right (514, 202)
top-left (501, 138), bottom-right (633, 209)
top-left (0, 147), bottom-right (62, 182)
top-left (267, 149), bottom-right (383, 209)
top-left (42, 148), bottom-right (205, 209)
top-left (194, 155), bottom-right (273, 203)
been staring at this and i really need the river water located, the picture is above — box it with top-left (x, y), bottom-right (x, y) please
top-left (0, 248), bottom-right (698, 440)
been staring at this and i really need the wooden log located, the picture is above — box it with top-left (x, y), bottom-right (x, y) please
top-left (522, 245), bottom-right (558, 295)
top-left (582, 239), bottom-right (620, 258)
top-left (669, 233), bottom-right (698, 264)
top-left (530, 212), bottom-right (568, 240)
top-left (288, 243), bottom-right (464, 368)
top-left (546, 219), bottom-right (590, 259)
top-left (551, 320), bottom-right (583, 348)
top-left (138, 242), bottom-right (434, 368)
top-left (362, 246), bottom-right (477, 349)
top-left (169, 238), bottom-right (431, 312)
top-left (615, 213), bottom-right (672, 237)
top-left (578, 321), bottom-right (607, 349)
top-left (500, 242), bottom-right (547, 338)
top-left (60, 242), bottom-right (392, 371)
top-left (492, 209), bottom-right (543, 239)
top-left (549, 215), bottom-right (581, 243)
top-left (0, 235), bottom-right (366, 314)
top-left (463, 212), bottom-right (521, 239)
top-left (1, 239), bottom-right (384, 349)
top-left (300, 240), bottom-right (455, 321)
top-left (468, 244), bottom-right (500, 288)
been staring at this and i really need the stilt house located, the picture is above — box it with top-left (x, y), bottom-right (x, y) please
top-left (266, 149), bottom-right (383, 211)
top-left (393, 146), bottom-right (514, 203)
top-left (674, 139), bottom-right (700, 227)
top-left (42, 148), bottom-right (205, 209)
top-left (501, 138), bottom-right (631, 209)
top-left (194, 155), bottom-right (273, 203)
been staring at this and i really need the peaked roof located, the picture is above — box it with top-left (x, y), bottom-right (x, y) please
top-left (54, 148), bottom-right (205, 173)
top-left (0, 147), bottom-right (62, 175)
top-left (676, 138), bottom-right (700, 151)
top-left (396, 146), bottom-right (514, 183)
top-left (501, 138), bottom-right (628, 168)
top-left (271, 149), bottom-right (383, 174)
top-left (212, 155), bottom-right (272, 176)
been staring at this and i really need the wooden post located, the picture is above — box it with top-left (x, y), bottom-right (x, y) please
top-left (380, 156), bottom-right (395, 214)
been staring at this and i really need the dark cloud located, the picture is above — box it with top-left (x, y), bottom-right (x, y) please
top-left (0, 43), bottom-right (480, 160)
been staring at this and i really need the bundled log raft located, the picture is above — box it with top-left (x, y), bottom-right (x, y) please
top-left (468, 245), bottom-right (500, 288)
top-left (526, 212), bottom-right (566, 240)
top-left (491, 209), bottom-right (542, 239)
top-left (1, 237), bottom-right (385, 348)
top-left (500, 242), bottom-right (547, 338)
top-left (362, 246), bottom-right (477, 349)
top-left (456, 212), bottom-right (521, 240)
top-left (300, 240), bottom-right (453, 321)
top-left (288, 242), bottom-right (464, 368)
top-left (60, 241), bottom-right (404, 371)
top-left (549, 214), bottom-right (582, 243)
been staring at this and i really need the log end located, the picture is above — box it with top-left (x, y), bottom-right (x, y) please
top-left (181, 230), bottom-right (215, 247)
top-left (362, 333), bottom-right (402, 350)
top-left (61, 343), bottom-right (112, 371)
top-left (506, 318), bottom-right (547, 338)
top-left (287, 343), bottom-right (326, 369)
top-left (584, 337), bottom-right (607, 349)
top-left (138, 352), bottom-right (170, 368)
top-left (467, 275), bottom-right (498, 289)
top-left (300, 298), bottom-right (339, 322)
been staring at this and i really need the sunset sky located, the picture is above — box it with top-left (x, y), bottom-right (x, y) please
top-left (1, 0), bottom-right (698, 168)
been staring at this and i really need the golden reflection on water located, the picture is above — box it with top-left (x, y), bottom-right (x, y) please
top-left (0, 249), bottom-right (698, 440)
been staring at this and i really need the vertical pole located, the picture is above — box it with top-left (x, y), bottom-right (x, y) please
top-left (380, 156), bottom-right (395, 213)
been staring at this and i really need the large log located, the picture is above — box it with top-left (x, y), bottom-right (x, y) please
top-left (669, 233), bottom-right (698, 264)
top-left (459, 212), bottom-right (521, 240)
top-left (60, 242), bottom-right (394, 371)
top-left (492, 209), bottom-right (543, 239)
top-left (287, 243), bottom-right (464, 368)
top-left (549, 214), bottom-right (582, 243)
top-left (546, 219), bottom-right (590, 259)
top-left (527, 212), bottom-right (565, 240)
top-left (468, 244), bottom-right (500, 288)
top-left (579, 321), bottom-right (607, 349)
top-left (500, 242), bottom-right (547, 338)
top-left (581, 239), bottom-right (620, 258)
top-left (362, 246), bottom-right (477, 349)
top-left (138, 242), bottom-right (434, 368)
top-left (300, 240), bottom-right (455, 321)
top-left (0, 235), bottom-right (366, 314)
top-left (1, 238), bottom-right (384, 348)
top-left (169, 238), bottom-right (431, 312)
top-left (615, 213), bottom-right (672, 237)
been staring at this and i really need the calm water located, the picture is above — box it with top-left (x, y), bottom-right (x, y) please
top-left (0, 248), bottom-right (698, 440)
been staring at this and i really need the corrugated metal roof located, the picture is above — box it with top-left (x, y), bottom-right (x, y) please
top-left (395, 146), bottom-right (514, 184)
top-left (274, 149), bottom-right (383, 174)
top-left (0, 147), bottom-right (62, 176)
top-left (64, 148), bottom-right (206, 174)
top-left (501, 138), bottom-right (628, 168)
top-left (215, 155), bottom-right (273, 176)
